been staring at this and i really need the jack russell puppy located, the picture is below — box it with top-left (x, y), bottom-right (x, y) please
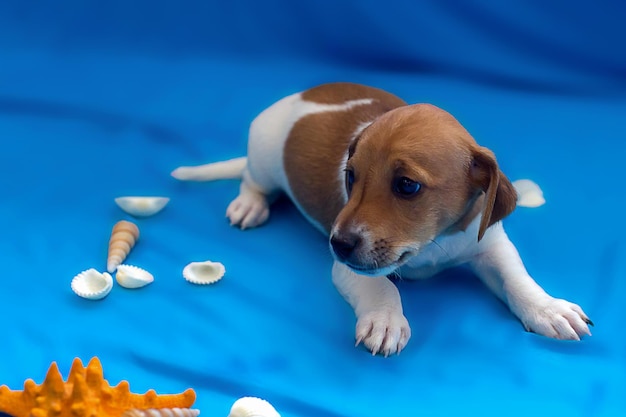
top-left (172, 82), bottom-right (592, 356)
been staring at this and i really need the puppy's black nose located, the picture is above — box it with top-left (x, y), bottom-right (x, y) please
top-left (330, 233), bottom-right (361, 261)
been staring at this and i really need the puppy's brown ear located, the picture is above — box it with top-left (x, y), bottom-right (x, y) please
top-left (471, 147), bottom-right (518, 241)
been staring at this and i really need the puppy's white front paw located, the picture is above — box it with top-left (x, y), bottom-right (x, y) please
top-left (226, 193), bottom-right (269, 229)
top-left (519, 297), bottom-right (593, 340)
top-left (355, 309), bottom-right (411, 356)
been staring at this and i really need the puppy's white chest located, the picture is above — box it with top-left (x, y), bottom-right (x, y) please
top-left (399, 249), bottom-right (464, 280)
top-left (398, 226), bottom-right (481, 280)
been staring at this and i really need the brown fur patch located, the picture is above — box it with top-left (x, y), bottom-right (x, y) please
top-left (284, 83), bottom-right (406, 233)
top-left (301, 82), bottom-right (406, 105)
top-left (470, 147), bottom-right (518, 240)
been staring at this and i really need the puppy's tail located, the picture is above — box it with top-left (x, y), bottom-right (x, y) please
top-left (512, 179), bottom-right (545, 208)
top-left (171, 157), bottom-right (247, 181)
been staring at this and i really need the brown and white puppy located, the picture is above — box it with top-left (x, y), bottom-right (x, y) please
top-left (172, 82), bottom-right (592, 356)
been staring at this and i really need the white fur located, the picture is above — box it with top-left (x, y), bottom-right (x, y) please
top-left (173, 91), bottom-right (591, 356)
top-left (334, 214), bottom-right (591, 355)
top-left (171, 157), bottom-right (247, 181)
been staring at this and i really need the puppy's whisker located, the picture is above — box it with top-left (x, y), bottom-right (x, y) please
top-left (429, 239), bottom-right (451, 261)
top-left (388, 269), bottom-right (402, 281)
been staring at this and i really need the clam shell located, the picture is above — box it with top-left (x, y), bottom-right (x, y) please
top-left (182, 261), bottom-right (225, 285)
top-left (512, 179), bottom-right (546, 208)
top-left (115, 196), bottom-right (170, 218)
top-left (71, 268), bottom-right (113, 300)
top-left (121, 408), bottom-right (200, 417)
top-left (116, 264), bottom-right (154, 289)
top-left (228, 397), bottom-right (280, 417)
top-left (107, 220), bottom-right (140, 273)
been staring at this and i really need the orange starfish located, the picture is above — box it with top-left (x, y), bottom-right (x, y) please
top-left (0, 357), bottom-right (196, 417)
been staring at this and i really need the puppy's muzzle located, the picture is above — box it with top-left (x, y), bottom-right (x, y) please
top-left (330, 232), bottom-right (361, 263)
top-left (330, 228), bottom-right (415, 276)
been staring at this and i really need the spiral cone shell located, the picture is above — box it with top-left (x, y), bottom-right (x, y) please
top-left (121, 408), bottom-right (200, 417)
top-left (107, 220), bottom-right (140, 273)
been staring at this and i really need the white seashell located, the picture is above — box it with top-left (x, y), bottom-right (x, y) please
top-left (115, 196), bottom-right (170, 218)
top-left (182, 261), bottom-right (225, 285)
top-left (512, 179), bottom-right (546, 208)
top-left (228, 397), bottom-right (280, 417)
top-left (71, 268), bottom-right (113, 300)
top-left (121, 408), bottom-right (200, 417)
top-left (115, 264), bottom-right (154, 289)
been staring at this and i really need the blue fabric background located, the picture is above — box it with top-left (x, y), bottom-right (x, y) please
top-left (1, 1), bottom-right (625, 416)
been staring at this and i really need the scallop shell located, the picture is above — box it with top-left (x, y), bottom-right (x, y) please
top-left (71, 268), bottom-right (114, 300)
top-left (512, 179), bottom-right (546, 208)
top-left (182, 261), bottom-right (225, 285)
top-left (115, 264), bottom-right (154, 289)
top-left (115, 196), bottom-right (170, 218)
top-left (107, 220), bottom-right (140, 273)
top-left (121, 408), bottom-right (200, 417)
top-left (228, 397), bottom-right (280, 417)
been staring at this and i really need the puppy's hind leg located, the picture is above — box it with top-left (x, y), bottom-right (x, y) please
top-left (226, 169), bottom-right (274, 230)
top-left (177, 93), bottom-right (299, 229)
top-left (227, 94), bottom-right (301, 229)
top-left (172, 156), bottom-right (273, 229)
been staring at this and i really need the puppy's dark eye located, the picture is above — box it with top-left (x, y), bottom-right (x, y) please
top-left (345, 169), bottom-right (355, 194)
top-left (393, 177), bottom-right (421, 197)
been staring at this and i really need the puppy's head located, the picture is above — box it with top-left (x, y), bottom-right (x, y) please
top-left (330, 104), bottom-right (517, 276)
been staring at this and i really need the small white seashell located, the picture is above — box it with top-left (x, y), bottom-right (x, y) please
top-left (115, 264), bottom-right (154, 289)
top-left (228, 397), bottom-right (280, 417)
top-left (121, 408), bottom-right (200, 417)
top-left (114, 196), bottom-right (170, 218)
top-left (71, 268), bottom-right (113, 300)
top-left (182, 261), bottom-right (225, 285)
top-left (512, 179), bottom-right (546, 208)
